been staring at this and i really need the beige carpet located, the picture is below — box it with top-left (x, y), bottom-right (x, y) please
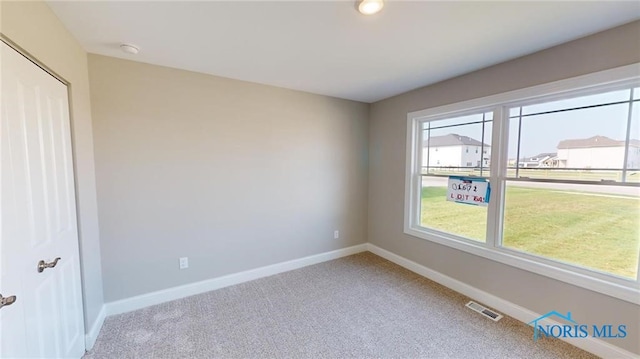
top-left (85, 252), bottom-right (597, 358)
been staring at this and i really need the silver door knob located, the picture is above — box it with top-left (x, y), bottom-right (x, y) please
top-left (0, 293), bottom-right (17, 310)
top-left (37, 257), bottom-right (61, 273)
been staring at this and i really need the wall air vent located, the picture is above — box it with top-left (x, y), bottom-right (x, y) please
top-left (465, 301), bottom-right (503, 322)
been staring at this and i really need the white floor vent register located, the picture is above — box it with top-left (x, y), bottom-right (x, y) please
top-left (465, 301), bottom-right (503, 322)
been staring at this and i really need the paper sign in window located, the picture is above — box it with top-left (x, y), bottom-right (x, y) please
top-left (447, 176), bottom-right (490, 206)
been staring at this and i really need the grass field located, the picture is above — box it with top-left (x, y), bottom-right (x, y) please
top-left (421, 186), bottom-right (640, 279)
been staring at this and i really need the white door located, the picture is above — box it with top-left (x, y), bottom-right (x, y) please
top-left (1, 41), bottom-right (85, 358)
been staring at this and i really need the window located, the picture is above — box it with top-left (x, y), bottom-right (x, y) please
top-left (505, 89), bottom-right (639, 279)
top-left (405, 64), bottom-right (640, 304)
top-left (420, 113), bottom-right (492, 241)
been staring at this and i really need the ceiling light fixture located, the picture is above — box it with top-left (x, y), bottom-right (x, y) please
top-left (357, 0), bottom-right (384, 15)
top-left (120, 43), bottom-right (140, 55)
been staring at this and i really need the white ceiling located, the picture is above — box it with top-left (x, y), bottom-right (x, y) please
top-left (47, 1), bottom-right (640, 103)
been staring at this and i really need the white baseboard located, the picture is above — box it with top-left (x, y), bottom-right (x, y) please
top-left (366, 243), bottom-right (638, 359)
top-left (105, 243), bottom-right (368, 316)
top-left (93, 242), bottom-right (636, 358)
top-left (85, 304), bottom-right (106, 351)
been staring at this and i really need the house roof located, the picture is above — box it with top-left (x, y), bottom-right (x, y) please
top-left (520, 152), bottom-right (557, 162)
top-left (527, 311), bottom-right (576, 325)
top-left (426, 134), bottom-right (490, 147)
top-left (558, 136), bottom-right (640, 149)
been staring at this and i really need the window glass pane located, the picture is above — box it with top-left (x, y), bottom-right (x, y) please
top-left (420, 177), bottom-right (487, 242)
top-left (502, 181), bottom-right (640, 279)
top-left (520, 89), bottom-right (630, 116)
top-left (508, 101), bottom-right (630, 182)
top-left (633, 87), bottom-right (639, 100)
top-left (422, 112), bottom-right (492, 176)
top-left (424, 113), bottom-right (484, 129)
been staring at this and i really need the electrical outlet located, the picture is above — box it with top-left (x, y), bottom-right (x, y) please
top-left (179, 257), bottom-right (189, 269)
top-left (334, 230), bottom-right (339, 239)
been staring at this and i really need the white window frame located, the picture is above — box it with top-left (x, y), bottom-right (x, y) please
top-left (404, 64), bottom-right (640, 305)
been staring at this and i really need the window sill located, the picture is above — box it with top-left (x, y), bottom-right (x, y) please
top-left (404, 225), bottom-right (640, 305)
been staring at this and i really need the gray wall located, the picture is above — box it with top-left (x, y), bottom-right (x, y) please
top-left (0, 1), bottom-right (105, 333)
top-left (88, 55), bottom-right (369, 302)
top-left (368, 21), bottom-right (640, 354)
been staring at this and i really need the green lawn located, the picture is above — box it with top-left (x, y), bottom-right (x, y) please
top-left (421, 186), bottom-right (640, 279)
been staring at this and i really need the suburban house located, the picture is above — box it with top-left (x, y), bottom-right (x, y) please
top-left (517, 152), bottom-right (559, 168)
top-left (423, 134), bottom-right (490, 169)
top-left (1, 1), bottom-right (639, 359)
top-left (557, 135), bottom-right (640, 169)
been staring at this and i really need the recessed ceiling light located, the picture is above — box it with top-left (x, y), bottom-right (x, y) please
top-left (120, 44), bottom-right (139, 55)
top-left (357, 0), bottom-right (384, 15)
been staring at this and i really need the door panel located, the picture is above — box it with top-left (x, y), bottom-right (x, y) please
top-left (34, 276), bottom-right (61, 356)
top-left (1, 41), bottom-right (85, 358)
top-left (0, 65), bottom-right (28, 357)
top-left (60, 258), bottom-right (83, 353)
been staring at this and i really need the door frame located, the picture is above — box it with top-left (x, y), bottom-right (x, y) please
top-left (1, 33), bottom-right (87, 351)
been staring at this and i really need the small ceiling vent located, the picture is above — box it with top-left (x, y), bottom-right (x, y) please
top-left (465, 301), bottom-right (503, 322)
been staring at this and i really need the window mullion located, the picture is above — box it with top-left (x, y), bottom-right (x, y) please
top-left (486, 106), bottom-right (509, 248)
top-left (414, 120), bottom-right (425, 227)
top-left (515, 107), bottom-right (523, 178)
top-left (480, 113), bottom-right (486, 176)
top-left (425, 122), bottom-right (430, 175)
top-left (622, 88), bottom-right (634, 183)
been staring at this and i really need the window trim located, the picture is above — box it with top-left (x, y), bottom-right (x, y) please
top-left (404, 63), bottom-right (640, 305)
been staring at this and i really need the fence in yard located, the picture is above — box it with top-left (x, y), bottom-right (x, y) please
top-left (421, 166), bottom-right (640, 183)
